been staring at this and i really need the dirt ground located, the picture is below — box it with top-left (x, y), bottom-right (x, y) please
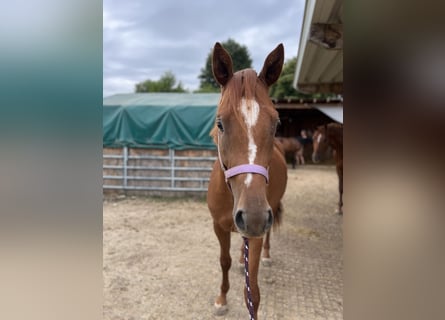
top-left (103, 165), bottom-right (343, 320)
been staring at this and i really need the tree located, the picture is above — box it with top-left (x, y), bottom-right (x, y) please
top-left (269, 57), bottom-right (337, 100)
top-left (196, 38), bottom-right (253, 92)
top-left (135, 71), bottom-right (186, 93)
top-left (269, 57), bottom-right (309, 100)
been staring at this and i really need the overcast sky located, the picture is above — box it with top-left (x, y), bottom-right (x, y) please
top-left (103, 0), bottom-right (305, 97)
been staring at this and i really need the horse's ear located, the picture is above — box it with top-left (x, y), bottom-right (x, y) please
top-left (212, 42), bottom-right (233, 87)
top-left (259, 43), bottom-right (284, 87)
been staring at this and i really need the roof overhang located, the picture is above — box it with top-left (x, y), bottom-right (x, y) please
top-left (293, 0), bottom-right (343, 94)
top-left (312, 105), bottom-right (343, 123)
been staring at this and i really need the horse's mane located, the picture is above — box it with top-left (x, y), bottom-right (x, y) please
top-left (327, 123), bottom-right (343, 132)
top-left (210, 69), bottom-right (273, 142)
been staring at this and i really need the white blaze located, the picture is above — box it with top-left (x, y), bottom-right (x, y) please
top-left (240, 98), bottom-right (260, 187)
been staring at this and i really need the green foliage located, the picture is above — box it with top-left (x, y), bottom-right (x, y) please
top-left (269, 57), bottom-right (338, 100)
top-left (194, 83), bottom-right (219, 93)
top-left (269, 57), bottom-right (309, 100)
top-left (135, 71), bottom-right (186, 93)
top-left (197, 38), bottom-right (253, 91)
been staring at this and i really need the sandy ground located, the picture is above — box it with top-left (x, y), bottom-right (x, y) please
top-left (103, 165), bottom-right (343, 320)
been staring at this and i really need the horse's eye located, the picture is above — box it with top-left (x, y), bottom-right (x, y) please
top-left (216, 119), bottom-right (224, 132)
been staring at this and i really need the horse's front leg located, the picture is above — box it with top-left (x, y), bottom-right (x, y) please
top-left (244, 237), bottom-right (263, 318)
top-left (292, 152), bottom-right (297, 168)
top-left (239, 232), bottom-right (271, 268)
top-left (213, 222), bottom-right (231, 315)
top-left (261, 231), bottom-right (272, 266)
top-left (239, 230), bottom-right (272, 266)
top-left (337, 164), bottom-right (343, 215)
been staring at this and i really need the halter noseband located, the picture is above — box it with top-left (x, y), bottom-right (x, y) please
top-left (224, 164), bottom-right (269, 184)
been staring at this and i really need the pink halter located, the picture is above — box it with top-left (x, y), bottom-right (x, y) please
top-left (224, 164), bottom-right (269, 184)
top-left (217, 135), bottom-right (269, 185)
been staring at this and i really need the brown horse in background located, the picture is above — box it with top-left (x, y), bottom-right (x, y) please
top-left (275, 137), bottom-right (304, 169)
top-left (312, 123), bottom-right (343, 214)
top-left (207, 42), bottom-right (287, 318)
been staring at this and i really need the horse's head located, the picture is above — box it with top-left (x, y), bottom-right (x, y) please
top-left (211, 42), bottom-right (284, 238)
top-left (312, 125), bottom-right (328, 163)
top-left (312, 123), bottom-right (343, 163)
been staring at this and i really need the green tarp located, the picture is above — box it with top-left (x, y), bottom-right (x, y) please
top-left (103, 93), bottom-right (219, 149)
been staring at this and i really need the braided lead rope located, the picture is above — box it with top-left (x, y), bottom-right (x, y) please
top-left (243, 237), bottom-right (255, 320)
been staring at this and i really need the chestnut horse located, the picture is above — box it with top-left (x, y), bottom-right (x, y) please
top-left (312, 123), bottom-right (343, 214)
top-left (207, 42), bottom-right (288, 318)
top-left (275, 137), bottom-right (304, 168)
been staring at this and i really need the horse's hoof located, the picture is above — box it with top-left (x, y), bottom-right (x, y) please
top-left (262, 257), bottom-right (272, 267)
top-left (213, 303), bottom-right (229, 316)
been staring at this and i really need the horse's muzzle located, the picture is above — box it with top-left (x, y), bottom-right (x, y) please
top-left (234, 208), bottom-right (273, 238)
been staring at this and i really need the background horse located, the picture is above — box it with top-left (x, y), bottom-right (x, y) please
top-left (207, 42), bottom-right (287, 319)
top-left (275, 137), bottom-right (304, 168)
top-left (312, 123), bottom-right (343, 214)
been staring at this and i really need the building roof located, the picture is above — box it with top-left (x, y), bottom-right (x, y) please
top-left (293, 0), bottom-right (343, 94)
top-left (103, 93), bottom-right (220, 107)
top-left (313, 105), bottom-right (343, 123)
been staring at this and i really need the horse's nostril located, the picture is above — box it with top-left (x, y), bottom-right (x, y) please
top-left (235, 210), bottom-right (246, 231)
top-left (264, 209), bottom-right (273, 231)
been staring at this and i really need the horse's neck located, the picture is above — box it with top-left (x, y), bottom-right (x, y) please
top-left (327, 126), bottom-right (343, 154)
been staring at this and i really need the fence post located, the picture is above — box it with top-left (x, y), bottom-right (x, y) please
top-left (123, 146), bottom-right (128, 189)
top-left (170, 149), bottom-right (175, 188)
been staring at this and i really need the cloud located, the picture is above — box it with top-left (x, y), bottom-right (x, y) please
top-left (103, 10), bottom-right (135, 31)
top-left (103, 0), bottom-right (305, 96)
top-left (103, 76), bottom-right (137, 97)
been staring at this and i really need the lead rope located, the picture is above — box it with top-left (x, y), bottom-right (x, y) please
top-left (243, 237), bottom-right (255, 320)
